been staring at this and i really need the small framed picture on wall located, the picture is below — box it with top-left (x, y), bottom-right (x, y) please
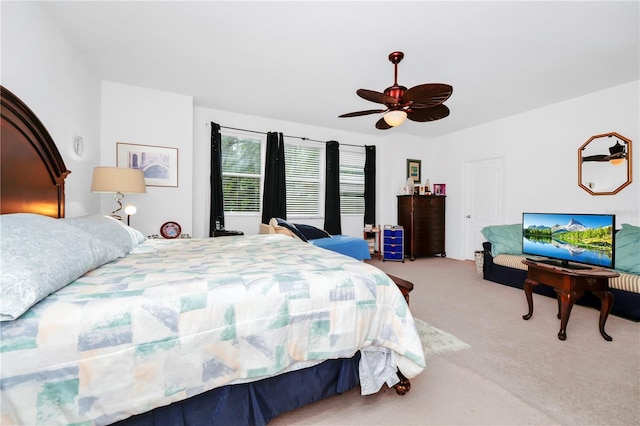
top-left (406, 159), bottom-right (421, 183)
top-left (117, 142), bottom-right (179, 187)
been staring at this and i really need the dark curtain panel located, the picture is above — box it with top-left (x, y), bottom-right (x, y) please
top-left (261, 132), bottom-right (287, 224)
top-left (364, 145), bottom-right (376, 225)
top-left (209, 122), bottom-right (224, 236)
top-left (324, 140), bottom-right (342, 235)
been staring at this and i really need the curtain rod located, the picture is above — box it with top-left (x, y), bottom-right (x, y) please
top-left (206, 123), bottom-right (365, 149)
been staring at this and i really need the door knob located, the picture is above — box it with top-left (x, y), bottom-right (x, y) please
top-left (466, 215), bottom-right (471, 218)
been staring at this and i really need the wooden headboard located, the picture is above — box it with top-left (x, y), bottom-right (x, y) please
top-left (1, 86), bottom-right (70, 218)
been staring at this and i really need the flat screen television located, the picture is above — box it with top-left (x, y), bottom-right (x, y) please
top-left (522, 212), bottom-right (615, 269)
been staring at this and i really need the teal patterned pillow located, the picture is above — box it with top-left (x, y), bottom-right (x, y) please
top-left (481, 224), bottom-right (523, 256)
top-left (0, 214), bottom-right (119, 321)
top-left (615, 224), bottom-right (640, 274)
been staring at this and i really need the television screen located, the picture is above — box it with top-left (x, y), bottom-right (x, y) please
top-left (522, 213), bottom-right (615, 269)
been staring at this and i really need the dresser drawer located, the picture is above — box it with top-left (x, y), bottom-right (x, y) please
top-left (384, 251), bottom-right (404, 260)
top-left (384, 243), bottom-right (403, 252)
top-left (383, 229), bottom-right (403, 238)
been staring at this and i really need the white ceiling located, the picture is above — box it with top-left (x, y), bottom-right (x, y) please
top-left (41, 1), bottom-right (639, 138)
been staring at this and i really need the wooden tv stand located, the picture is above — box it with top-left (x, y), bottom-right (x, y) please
top-left (521, 260), bottom-right (619, 341)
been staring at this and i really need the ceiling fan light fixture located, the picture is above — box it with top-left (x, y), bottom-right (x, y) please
top-left (383, 110), bottom-right (407, 127)
top-left (610, 157), bottom-right (625, 166)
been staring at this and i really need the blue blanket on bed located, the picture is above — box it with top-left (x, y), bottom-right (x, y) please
top-left (309, 235), bottom-right (371, 260)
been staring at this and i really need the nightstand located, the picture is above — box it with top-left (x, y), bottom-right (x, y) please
top-left (363, 225), bottom-right (381, 260)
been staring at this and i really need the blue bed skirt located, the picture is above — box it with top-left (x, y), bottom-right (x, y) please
top-left (113, 353), bottom-right (361, 426)
top-left (310, 235), bottom-right (371, 260)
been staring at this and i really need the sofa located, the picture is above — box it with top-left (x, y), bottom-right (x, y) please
top-left (481, 223), bottom-right (640, 322)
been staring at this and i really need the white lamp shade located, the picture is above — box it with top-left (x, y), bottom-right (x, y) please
top-left (383, 110), bottom-right (408, 127)
top-left (91, 167), bottom-right (147, 194)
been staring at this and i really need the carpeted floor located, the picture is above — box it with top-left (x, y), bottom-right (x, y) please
top-left (271, 257), bottom-right (639, 425)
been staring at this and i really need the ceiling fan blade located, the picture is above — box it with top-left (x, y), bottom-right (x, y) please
top-left (582, 154), bottom-right (608, 162)
top-left (339, 109), bottom-right (386, 118)
top-left (357, 89), bottom-right (397, 105)
top-left (375, 117), bottom-right (392, 130)
top-left (407, 104), bottom-right (450, 122)
top-left (402, 84), bottom-right (453, 107)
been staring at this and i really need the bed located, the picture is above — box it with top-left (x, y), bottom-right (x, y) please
top-left (0, 86), bottom-right (425, 425)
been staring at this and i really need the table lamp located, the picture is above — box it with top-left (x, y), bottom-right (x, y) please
top-left (91, 167), bottom-right (146, 220)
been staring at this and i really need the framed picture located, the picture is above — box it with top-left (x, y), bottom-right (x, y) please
top-left (434, 183), bottom-right (446, 196)
top-left (406, 159), bottom-right (421, 183)
top-left (117, 142), bottom-right (178, 187)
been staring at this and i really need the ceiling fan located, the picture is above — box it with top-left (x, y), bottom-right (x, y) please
top-left (582, 140), bottom-right (627, 165)
top-left (339, 51), bottom-right (453, 130)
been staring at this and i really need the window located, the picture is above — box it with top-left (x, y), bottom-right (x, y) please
top-left (284, 142), bottom-right (322, 216)
top-left (339, 148), bottom-right (365, 214)
top-left (221, 132), bottom-right (262, 213)
top-left (220, 131), bottom-right (362, 217)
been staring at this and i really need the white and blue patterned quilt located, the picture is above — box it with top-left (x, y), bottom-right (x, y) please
top-left (1, 234), bottom-right (425, 425)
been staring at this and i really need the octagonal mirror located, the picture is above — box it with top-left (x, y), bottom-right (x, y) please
top-left (578, 132), bottom-right (632, 195)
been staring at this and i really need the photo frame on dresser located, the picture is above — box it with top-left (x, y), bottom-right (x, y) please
top-left (117, 142), bottom-right (178, 187)
top-left (406, 159), bottom-right (421, 183)
top-left (433, 184), bottom-right (446, 195)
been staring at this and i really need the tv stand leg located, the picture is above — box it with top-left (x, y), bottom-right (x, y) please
top-left (555, 290), bottom-right (580, 341)
top-left (522, 278), bottom-right (537, 320)
top-left (593, 290), bottom-right (614, 341)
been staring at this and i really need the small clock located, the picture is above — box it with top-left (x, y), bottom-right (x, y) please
top-left (160, 221), bottom-right (181, 239)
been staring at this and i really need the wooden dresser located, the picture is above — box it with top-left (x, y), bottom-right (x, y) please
top-left (397, 195), bottom-right (446, 260)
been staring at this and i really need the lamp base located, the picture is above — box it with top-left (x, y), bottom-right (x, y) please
top-left (111, 192), bottom-right (124, 220)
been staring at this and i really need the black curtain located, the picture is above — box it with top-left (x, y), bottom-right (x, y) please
top-left (261, 132), bottom-right (286, 224)
top-left (324, 140), bottom-right (342, 235)
top-left (364, 145), bottom-right (376, 225)
top-left (209, 122), bottom-right (224, 236)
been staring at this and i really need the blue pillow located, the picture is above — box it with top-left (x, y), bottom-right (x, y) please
top-left (481, 224), bottom-right (523, 256)
top-left (614, 224), bottom-right (640, 274)
top-left (275, 218), bottom-right (308, 242)
top-left (294, 223), bottom-right (332, 240)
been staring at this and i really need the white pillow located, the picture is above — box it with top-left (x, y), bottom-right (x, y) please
top-left (0, 214), bottom-right (122, 321)
top-left (62, 214), bottom-right (145, 257)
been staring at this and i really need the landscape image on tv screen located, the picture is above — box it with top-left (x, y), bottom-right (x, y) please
top-left (522, 213), bottom-right (615, 268)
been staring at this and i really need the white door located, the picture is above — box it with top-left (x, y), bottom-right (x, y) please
top-left (463, 157), bottom-right (504, 260)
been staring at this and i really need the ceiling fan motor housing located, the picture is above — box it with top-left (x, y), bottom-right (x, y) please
top-left (384, 85), bottom-right (407, 104)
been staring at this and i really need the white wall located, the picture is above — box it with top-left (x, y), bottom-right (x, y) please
top-left (100, 82), bottom-right (194, 238)
top-left (1, 1), bottom-right (101, 217)
top-left (429, 81), bottom-right (639, 260)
